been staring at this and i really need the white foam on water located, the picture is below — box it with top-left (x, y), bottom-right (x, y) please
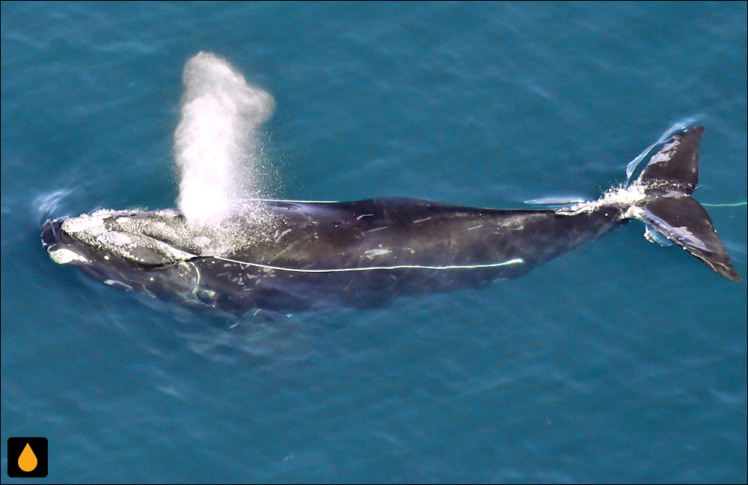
top-left (174, 52), bottom-right (275, 226)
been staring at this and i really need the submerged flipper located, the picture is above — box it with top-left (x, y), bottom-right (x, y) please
top-left (630, 126), bottom-right (740, 282)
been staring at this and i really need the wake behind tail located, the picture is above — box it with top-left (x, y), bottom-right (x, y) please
top-left (625, 126), bottom-right (740, 282)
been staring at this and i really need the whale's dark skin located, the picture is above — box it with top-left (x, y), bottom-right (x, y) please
top-left (42, 198), bottom-right (621, 313)
top-left (41, 127), bottom-right (740, 315)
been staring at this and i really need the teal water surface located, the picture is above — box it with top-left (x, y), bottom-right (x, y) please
top-left (2, 2), bottom-right (747, 483)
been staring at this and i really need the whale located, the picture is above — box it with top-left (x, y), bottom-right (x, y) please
top-left (41, 127), bottom-right (740, 315)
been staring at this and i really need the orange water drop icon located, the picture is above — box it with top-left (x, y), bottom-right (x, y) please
top-left (18, 442), bottom-right (38, 472)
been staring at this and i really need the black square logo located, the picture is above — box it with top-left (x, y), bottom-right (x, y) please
top-left (7, 437), bottom-right (48, 478)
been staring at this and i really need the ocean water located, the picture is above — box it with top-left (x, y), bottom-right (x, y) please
top-left (2, 2), bottom-right (746, 483)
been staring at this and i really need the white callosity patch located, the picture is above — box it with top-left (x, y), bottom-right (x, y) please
top-left (61, 210), bottom-right (198, 266)
top-left (98, 231), bottom-right (132, 247)
top-left (61, 209), bottom-right (116, 237)
top-left (174, 52), bottom-right (275, 226)
top-left (49, 248), bottom-right (90, 264)
top-left (58, 207), bottom-right (279, 266)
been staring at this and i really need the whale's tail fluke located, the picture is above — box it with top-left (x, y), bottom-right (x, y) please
top-left (628, 126), bottom-right (740, 282)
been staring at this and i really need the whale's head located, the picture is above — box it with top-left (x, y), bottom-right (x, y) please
top-left (41, 209), bottom-right (203, 291)
top-left (39, 205), bottom-right (331, 314)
